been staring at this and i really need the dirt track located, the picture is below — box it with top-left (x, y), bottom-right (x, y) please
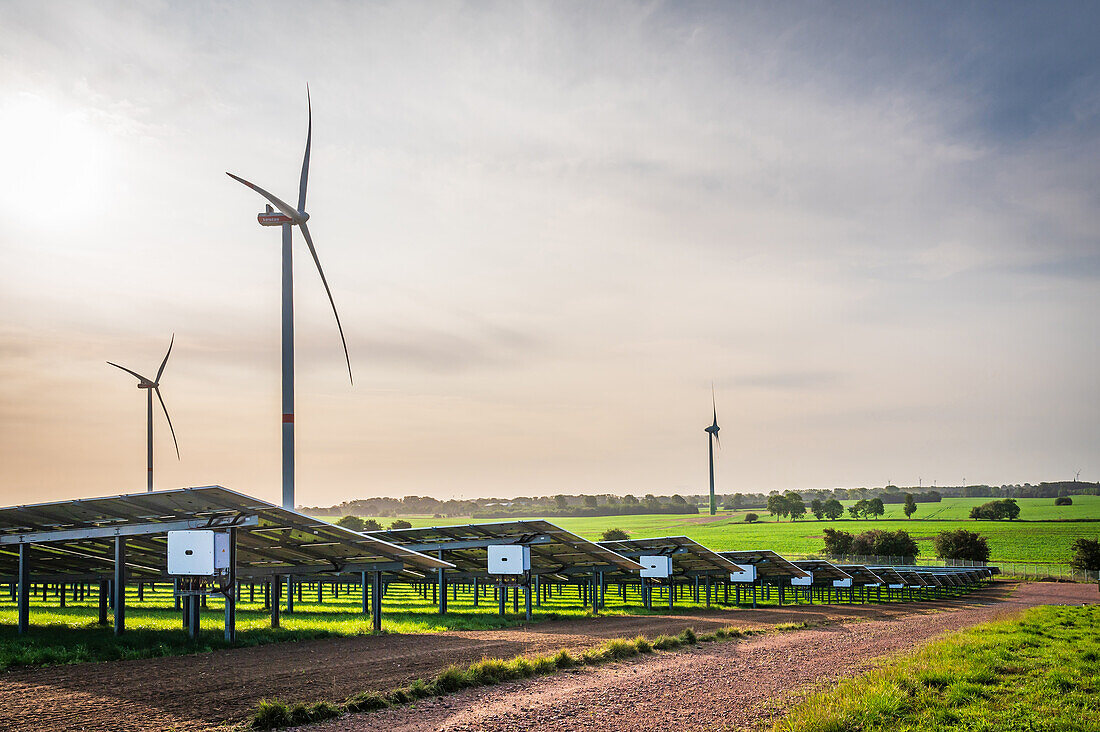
top-left (0, 582), bottom-right (1093, 731)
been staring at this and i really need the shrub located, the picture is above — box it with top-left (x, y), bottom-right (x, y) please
top-left (1054, 496), bottom-right (1073, 506)
top-left (678, 628), bottom-right (697, 645)
top-left (823, 528), bottom-right (854, 555)
top-left (969, 498), bottom-right (1020, 521)
top-left (335, 515), bottom-right (365, 532)
top-left (1070, 538), bottom-right (1100, 572)
top-left (600, 528), bottom-right (629, 541)
top-left (934, 529), bottom-right (991, 562)
top-left (744, 512), bottom-right (759, 523)
top-left (850, 529), bottom-right (919, 558)
top-left (389, 519), bottom-right (413, 529)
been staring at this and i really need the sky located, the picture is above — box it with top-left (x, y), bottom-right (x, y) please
top-left (1, 1), bottom-right (1097, 508)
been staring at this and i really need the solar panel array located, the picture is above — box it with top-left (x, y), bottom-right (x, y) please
top-left (0, 486), bottom-right (450, 580)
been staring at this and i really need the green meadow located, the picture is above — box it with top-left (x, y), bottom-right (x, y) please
top-left (323, 495), bottom-right (1100, 563)
top-left (775, 604), bottom-right (1100, 732)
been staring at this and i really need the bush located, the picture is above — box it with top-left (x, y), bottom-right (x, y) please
top-left (1070, 538), bottom-right (1100, 572)
top-left (1054, 496), bottom-right (1073, 506)
top-left (969, 498), bottom-right (1020, 521)
top-left (335, 515), bottom-right (365, 532)
top-left (933, 529), bottom-right (990, 562)
top-left (851, 529), bottom-right (919, 558)
top-left (389, 519), bottom-right (413, 529)
top-left (823, 528), bottom-right (853, 555)
top-left (823, 528), bottom-right (918, 558)
top-left (744, 513), bottom-right (759, 523)
top-left (600, 528), bottom-right (629, 541)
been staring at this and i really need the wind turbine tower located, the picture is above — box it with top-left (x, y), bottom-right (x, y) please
top-left (227, 90), bottom-right (352, 510)
top-left (705, 390), bottom-right (721, 516)
top-left (108, 335), bottom-right (179, 491)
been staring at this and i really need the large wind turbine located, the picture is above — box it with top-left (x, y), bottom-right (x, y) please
top-left (108, 335), bottom-right (179, 492)
top-left (226, 89), bottom-right (352, 510)
top-left (705, 389), bottom-right (721, 515)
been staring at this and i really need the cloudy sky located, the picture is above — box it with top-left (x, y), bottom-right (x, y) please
top-left (1, 1), bottom-right (1097, 507)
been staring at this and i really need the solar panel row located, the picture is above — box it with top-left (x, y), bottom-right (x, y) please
top-left (0, 486), bottom-right (997, 639)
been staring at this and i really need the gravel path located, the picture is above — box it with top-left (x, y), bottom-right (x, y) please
top-left (309, 582), bottom-right (1098, 732)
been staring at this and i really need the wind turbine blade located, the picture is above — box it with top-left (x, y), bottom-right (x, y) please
top-left (154, 387), bottom-right (180, 460)
top-left (155, 333), bottom-right (174, 383)
top-left (711, 383), bottom-right (718, 426)
top-left (298, 220), bottom-right (353, 384)
top-left (298, 87), bottom-right (311, 213)
top-left (225, 173), bottom-right (300, 221)
top-left (107, 361), bottom-right (152, 383)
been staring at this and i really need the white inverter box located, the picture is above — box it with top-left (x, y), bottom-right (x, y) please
top-left (729, 565), bottom-right (756, 583)
top-left (487, 545), bottom-right (531, 575)
top-left (168, 530), bottom-right (216, 575)
top-left (833, 577), bottom-right (852, 588)
top-left (791, 572), bottom-right (813, 586)
top-left (639, 555), bottom-right (673, 578)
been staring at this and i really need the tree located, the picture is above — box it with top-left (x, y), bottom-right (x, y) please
top-left (785, 491), bottom-right (806, 521)
top-left (389, 519), bottom-right (413, 530)
top-left (600, 528), bottom-right (629, 541)
top-left (903, 493), bottom-right (918, 519)
top-left (670, 494), bottom-right (687, 506)
top-left (554, 494), bottom-right (569, 509)
top-left (933, 529), bottom-right (990, 562)
top-left (744, 512), bottom-right (759, 523)
top-left (583, 495), bottom-right (598, 508)
top-left (823, 499), bottom-right (845, 520)
top-left (810, 499), bottom-right (824, 520)
top-left (336, 515), bottom-right (365, 532)
top-left (767, 494), bottom-right (790, 521)
top-left (362, 518), bottom-right (383, 532)
top-left (848, 499), bottom-right (869, 519)
top-left (622, 494), bottom-right (639, 505)
top-left (1070, 538), bottom-right (1100, 572)
top-left (822, 528), bottom-right (853, 555)
top-left (1055, 496), bottom-right (1073, 506)
top-left (867, 498), bottom-right (885, 519)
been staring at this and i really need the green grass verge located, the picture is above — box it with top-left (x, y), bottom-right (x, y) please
top-left (773, 604), bottom-right (1100, 732)
top-left (249, 623), bottom-right (812, 729)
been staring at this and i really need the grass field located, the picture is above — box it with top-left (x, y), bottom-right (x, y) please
top-left (774, 604), bottom-right (1100, 731)
top-left (320, 495), bottom-right (1100, 563)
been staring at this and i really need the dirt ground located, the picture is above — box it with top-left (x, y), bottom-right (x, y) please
top-left (0, 581), bottom-right (1093, 731)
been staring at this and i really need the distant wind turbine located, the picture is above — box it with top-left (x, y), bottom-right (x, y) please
top-left (226, 88), bottom-right (352, 510)
top-left (705, 387), bottom-right (721, 516)
top-left (108, 335), bottom-right (179, 492)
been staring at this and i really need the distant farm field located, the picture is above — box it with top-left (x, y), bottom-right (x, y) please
top-left (321, 495), bottom-right (1100, 563)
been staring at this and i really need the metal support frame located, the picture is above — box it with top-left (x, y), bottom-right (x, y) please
top-left (223, 528), bottom-right (236, 642)
top-left (17, 544), bottom-right (30, 634)
top-left (371, 572), bottom-right (382, 632)
top-left (437, 550), bottom-right (447, 614)
top-left (271, 575), bottom-right (281, 628)
top-left (113, 536), bottom-right (126, 635)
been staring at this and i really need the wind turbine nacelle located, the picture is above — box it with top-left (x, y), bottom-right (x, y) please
top-left (258, 212), bottom-right (294, 226)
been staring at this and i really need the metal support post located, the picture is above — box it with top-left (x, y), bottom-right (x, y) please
top-left (16, 544), bottom-right (30, 634)
top-left (371, 572), bottom-right (382, 632)
top-left (271, 576), bottom-right (281, 628)
top-left (113, 536), bottom-right (126, 635)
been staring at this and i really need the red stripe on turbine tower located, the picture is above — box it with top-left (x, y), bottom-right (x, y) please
top-left (283, 414), bottom-right (294, 423)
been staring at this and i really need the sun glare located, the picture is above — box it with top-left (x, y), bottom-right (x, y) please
top-left (0, 93), bottom-right (112, 229)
